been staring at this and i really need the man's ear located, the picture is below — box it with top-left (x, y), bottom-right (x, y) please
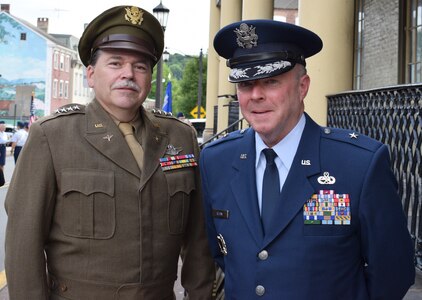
top-left (86, 65), bottom-right (95, 88)
top-left (299, 74), bottom-right (310, 100)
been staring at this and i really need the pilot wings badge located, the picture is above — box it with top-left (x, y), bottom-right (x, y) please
top-left (165, 144), bottom-right (182, 156)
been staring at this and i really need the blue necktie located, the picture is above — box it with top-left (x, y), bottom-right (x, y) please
top-left (262, 148), bottom-right (280, 234)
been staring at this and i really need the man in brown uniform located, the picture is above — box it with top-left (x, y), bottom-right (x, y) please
top-left (4, 6), bottom-right (215, 300)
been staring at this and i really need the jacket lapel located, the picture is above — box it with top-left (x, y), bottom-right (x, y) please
top-left (84, 100), bottom-right (141, 178)
top-left (263, 115), bottom-right (321, 246)
top-left (139, 110), bottom-right (168, 188)
top-left (230, 129), bottom-right (264, 246)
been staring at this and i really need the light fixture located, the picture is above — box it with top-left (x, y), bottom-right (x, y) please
top-left (153, 1), bottom-right (170, 109)
top-left (163, 48), bottom-right (170, 62)
top-left (153, 1), bottom-right (170, 31)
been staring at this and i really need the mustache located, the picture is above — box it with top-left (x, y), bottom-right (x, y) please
top-left (111, 80), bottom-right (141, 92)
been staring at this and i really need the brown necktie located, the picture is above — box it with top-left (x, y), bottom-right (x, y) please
top-left (118, 122), bottom-right (144, 170)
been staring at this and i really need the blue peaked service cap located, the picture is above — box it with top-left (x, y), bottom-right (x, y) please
top-left (213, 19), bottom-right (323, 82)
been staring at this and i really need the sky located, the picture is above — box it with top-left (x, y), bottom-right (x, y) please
top-left (5, 0), bottom-right (210, 56)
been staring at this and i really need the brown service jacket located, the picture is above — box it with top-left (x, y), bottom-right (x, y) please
top-left (5, 99), bottom-right (215, 300)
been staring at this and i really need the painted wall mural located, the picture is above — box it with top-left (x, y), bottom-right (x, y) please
top-left (0, 13), bottom-right (46, 117)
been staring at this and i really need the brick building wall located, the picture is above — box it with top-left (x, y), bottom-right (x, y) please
top-left (362, 0), bottom-right (400, 89)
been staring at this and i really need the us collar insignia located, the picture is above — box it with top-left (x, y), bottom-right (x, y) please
top-left (165, 144), bottom-right (182, 156)
top-left (304, 190), bottom-right (351, 225)
top-left (234, 23), bottom-right (258, 49)
top-left (124, 6), bottom-right (143, 25)
top-left (159, 154), bottom-right (197, 171)
top-left (317, 172), bottom-right (336, 185)
top-left (301, 159), bottom-right (311, 166)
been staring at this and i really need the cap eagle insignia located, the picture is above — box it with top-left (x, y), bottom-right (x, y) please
top-left (234, 23), bottom-right (258, 49)
top-left (124, 6), bottom-right (144, 25)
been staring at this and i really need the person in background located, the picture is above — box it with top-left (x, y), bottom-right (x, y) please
top-left (200, 19), bottom-right (415, 299)
top-left (5, 5), bottom-right (215, 299)
top-left (177, 112), bottom-right (192, 125)
top-left (10, 121), bottom-right (28, 163)
top-left (0, 121), bottom-right (8, 185)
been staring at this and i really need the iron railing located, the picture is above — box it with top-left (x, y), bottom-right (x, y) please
top-left (327, 84), bottom-right (422, 269)
top-left (200, 117), bottom-right (248, 149)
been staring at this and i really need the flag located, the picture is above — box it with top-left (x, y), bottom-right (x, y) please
top-left (29, 91), bottom-right (35, 126)
top-left (162, 81), bottom-right (172, 113)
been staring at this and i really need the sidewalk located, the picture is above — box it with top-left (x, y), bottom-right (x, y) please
top-left (0, 270), bottom-right (421, 299)
top-left (405, 269), bottom-right (422, 299)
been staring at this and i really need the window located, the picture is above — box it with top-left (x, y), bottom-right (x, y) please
top-left (65, 55), bottom-right (70, 72)
top-left (59, 80), bottom-right (64, 98)
top-left (53, 52), bottom-right (59, 70)
top-left (273, 15), bottom-right (287, 23)
top-left (64, 81), bottom-right (69, 99)
top-left (74, 75), bottom-right (79, 96)
top-left (405, 0), bottom-right (422, 83)
top-left (53, 79), bottom-right (58, 98)
top-left (20, 33), bottom-right (26, 41)
top-left (353, 0), bottom-right (364, 89)
top-left (60, 54), bottom-right (65, 71)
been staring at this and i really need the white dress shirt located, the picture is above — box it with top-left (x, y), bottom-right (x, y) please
top-left (255, 114), bottom-right (306, 214)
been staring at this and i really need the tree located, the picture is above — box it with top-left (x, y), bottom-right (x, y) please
top-left (148, 52), bottom-right (207, 119)
top-left (173, 55), bottom-right (207, 118)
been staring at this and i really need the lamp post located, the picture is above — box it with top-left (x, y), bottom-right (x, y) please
top-left (162, 48), bottom-right (170, 63)
top-left (196, 48), bottom-right (203, 119)
top-left (153, 1), bottom-right (170, 109)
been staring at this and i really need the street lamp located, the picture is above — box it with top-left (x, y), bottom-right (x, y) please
top-left (153, 1), bottom-right (170, 109)
top-left (163, 48), bottom-right (170, 62)
top-left (196, 48), bottom-right (203, 119)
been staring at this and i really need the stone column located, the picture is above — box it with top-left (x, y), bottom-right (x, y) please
top-left (299, 0), bottom-right (354, 126)
top-left (242, 0), bottom-right (273, 19)
top-left (216, 0), bottom-right (242, 132)
top-left (203, 0), bottom-right (221, 142)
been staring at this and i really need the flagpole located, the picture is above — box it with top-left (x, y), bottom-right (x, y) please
top-left (29, 91), bottom-right (35, 126)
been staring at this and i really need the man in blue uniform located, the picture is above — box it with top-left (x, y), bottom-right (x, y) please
top-left (200, 19), bottom-right (415, 299)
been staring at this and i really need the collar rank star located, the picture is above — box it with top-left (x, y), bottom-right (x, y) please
top-left (349, 132), bottom-right (359, 139)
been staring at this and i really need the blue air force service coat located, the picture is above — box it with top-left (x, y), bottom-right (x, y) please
top-left (200, 114), bottom-right (414, 299)
top-left (5, 99), bottom-right (215, 299)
